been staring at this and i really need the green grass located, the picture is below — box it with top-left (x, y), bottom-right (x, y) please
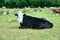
top-left (0, 8), bottom-right (60, 40)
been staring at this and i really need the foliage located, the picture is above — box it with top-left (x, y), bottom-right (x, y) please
top-left (0, 0), bottom-right (60, 8)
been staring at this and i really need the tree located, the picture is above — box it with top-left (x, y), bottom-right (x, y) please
top-left (0, 0), bottom-right (5, 7)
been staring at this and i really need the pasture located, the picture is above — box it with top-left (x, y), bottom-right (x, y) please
top-left (0, 8), bottom-right (60, 40)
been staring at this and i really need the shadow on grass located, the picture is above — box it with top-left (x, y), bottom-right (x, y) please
top-left (18, 27), bottom-right (53, 30)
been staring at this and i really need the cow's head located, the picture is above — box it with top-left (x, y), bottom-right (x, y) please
top-left (15, 11), bottom-right (23, 17)
top-left (15, 10), bottom-right (24, 23)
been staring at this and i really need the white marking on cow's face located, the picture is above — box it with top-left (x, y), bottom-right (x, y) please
top-left (17, 11), bottom-right (24, 23)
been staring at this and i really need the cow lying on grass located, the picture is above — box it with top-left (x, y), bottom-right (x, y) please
top-left (51, 8), bottom-right (60, 15)
top-left (15, 11), bottom-right (53, 29)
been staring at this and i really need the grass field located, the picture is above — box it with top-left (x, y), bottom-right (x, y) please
top-left (0, 8), bottom-right (60, 40)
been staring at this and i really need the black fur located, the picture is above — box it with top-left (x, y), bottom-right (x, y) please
top-left (19, 14), bottom-right (53, 29)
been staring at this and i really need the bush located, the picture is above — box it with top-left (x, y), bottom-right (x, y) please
top-left (0, 0), bottom-right (60, 8)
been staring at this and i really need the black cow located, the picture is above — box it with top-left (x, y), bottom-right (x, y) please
top-left (15, 11), bottom-right (53, 29)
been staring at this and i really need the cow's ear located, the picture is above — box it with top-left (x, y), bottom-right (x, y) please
top-left (15, 14), bottom-right (18, 17)
top-left (23, 14), bottom-right (26, 16)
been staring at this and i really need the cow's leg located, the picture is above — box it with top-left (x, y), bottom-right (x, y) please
top-left (19, 23), bottom-right (25, 29)
top-left (24, 21), bottom-right (32, 28)
top-left (20, 22), bottom-right (31, 29)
